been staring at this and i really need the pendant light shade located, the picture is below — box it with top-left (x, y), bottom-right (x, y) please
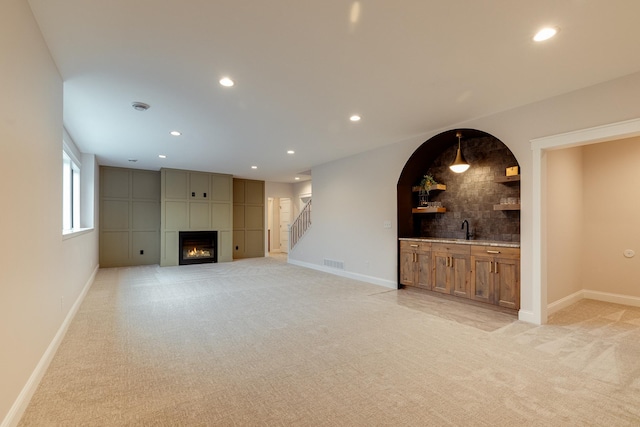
top-left (449, 132), bottom-right (470, 173)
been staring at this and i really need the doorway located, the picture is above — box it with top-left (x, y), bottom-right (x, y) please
top-left (531, 118), bottom-right (640, 325)
top-left (279, 198), bottom-right (291, 253)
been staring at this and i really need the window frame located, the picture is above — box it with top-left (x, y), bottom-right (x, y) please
top-left (62, 143), bottom-right (81, 234)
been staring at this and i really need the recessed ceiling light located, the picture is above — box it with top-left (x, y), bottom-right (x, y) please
top-left (350, 115), bottom-right (361, 122)
top-left (533, 27), bottom-right (558, 42)
top-left (131, 102), bottom-right (150, 111)
top-left (219, 77), bottom-right (235, 87)
top-left (287, 150), bottom-right (295, 155)
top-left (170, 131), bottom-right (181, 136)
top-left (251, 165), bottom-right (258, 169)
top-left (158, 154), bottom-right (167, 159)
top-left (294, 177), bottom-right (300, 180)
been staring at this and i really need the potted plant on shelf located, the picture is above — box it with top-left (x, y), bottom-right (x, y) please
top-left (418, 174), bottom-right (437, 206)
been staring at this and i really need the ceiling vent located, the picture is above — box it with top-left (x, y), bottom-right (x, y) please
top-left (131, 102), bottom-right (150, 111)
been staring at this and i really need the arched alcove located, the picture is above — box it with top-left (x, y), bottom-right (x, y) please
top-left (397, 129), bottom-right (521, 241)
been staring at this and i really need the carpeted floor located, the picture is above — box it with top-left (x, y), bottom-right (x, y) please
top-left (18, 256), bottom-right (640, 426)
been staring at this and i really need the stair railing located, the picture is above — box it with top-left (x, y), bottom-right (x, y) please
top-left (289, 199), bottom-right (311, 250)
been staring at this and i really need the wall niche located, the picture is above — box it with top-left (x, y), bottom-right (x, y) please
top-left (397, 129), bottom-right (520, 242)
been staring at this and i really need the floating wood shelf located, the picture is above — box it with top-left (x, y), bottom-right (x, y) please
top-left (494, 175), bottom-right (520, 183)
top-left (493, 204), bottom-right (520, 211)
top-left (412, 207), bottom-right (447, 214)
top-left (412, 184), bottom-right (447, 192)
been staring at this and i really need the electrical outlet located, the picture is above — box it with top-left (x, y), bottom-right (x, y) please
top-left (383, 220), bottom-right (392, 229)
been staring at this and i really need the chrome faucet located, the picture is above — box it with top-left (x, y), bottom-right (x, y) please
top-left (461, 220), bottom-right (472, 240)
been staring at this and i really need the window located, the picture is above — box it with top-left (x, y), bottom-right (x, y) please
top-left (62, 148), bottom-right (80, 232)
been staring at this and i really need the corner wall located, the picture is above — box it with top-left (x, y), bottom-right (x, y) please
top-left (0, 1), bottom-right (99, 424)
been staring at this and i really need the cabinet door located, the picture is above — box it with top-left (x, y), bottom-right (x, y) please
top-left (432, 251), bottom-right (450, 294)
top-left (416, 248), bottom-right (431, 289)
top-left (496, 257), bottom-right (520, 310)
top-left (399, 248), bottom-right (416, 286)
top-left (470, 255), bottom-right (493, 304)
top-left (451, 253), bottom-right (470, 298)
top-left (189, 172), bottom-right (210, 199)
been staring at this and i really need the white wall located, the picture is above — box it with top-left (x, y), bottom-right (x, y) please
top-left (289, 71), bottom-right (640, 320)
top-left (291, 142), bottom-right (415, 287)
top-left (0, 1), bottom-right (99, 424)
top-left (292, 180), bottom-right (312, 217)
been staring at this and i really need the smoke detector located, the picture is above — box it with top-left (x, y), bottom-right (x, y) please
top-left (131, 102), bottom-right (150, 111)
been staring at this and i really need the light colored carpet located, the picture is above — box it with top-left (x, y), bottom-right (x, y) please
top-left (19, 256), bottom-right (640, 426)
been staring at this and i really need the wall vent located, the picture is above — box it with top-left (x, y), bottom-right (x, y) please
top-left (323, 258), bottom-right (344, 270)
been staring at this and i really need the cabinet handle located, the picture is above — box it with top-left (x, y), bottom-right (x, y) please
top-left (489, 261), bottom-right (494, 273)
top-left (494, 262), bottom-right (499, 274)
top-left (410, 244), bottom-right (419, 248)
top-left (487, 250), bottom-right (500, 254)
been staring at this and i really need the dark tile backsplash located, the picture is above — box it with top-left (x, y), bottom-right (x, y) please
top-left (416, 136), bottom-right (520, 242)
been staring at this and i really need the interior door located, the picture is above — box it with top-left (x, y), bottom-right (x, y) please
top-left (279, 198), bottom-right (291, 252)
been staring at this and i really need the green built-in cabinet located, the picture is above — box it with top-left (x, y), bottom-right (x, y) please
top-left (232, 178), bottom-right (265, 259)
top-left (160, 168), bottom-right (234, 266)
top-left (100, 167), bottom-right (161, 267)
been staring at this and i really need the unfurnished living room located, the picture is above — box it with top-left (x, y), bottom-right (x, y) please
top-left (3, 1), bottom-right (640, 426)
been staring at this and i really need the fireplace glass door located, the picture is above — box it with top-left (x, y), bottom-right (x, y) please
top-left (179, 231), bottom-right (218, 265)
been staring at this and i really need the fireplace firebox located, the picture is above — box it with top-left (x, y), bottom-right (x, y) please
top-left (178, 231), bottom-right (218, 265)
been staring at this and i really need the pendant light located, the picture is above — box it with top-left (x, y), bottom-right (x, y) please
top-left (449, 131), bottom-right (470, 173)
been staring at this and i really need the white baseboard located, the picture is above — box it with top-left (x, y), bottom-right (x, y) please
top-left (517, 309), bottom-right (537, 324)
top-left (547, 290), bottom-right (584, 316)
top-left (1, 264), bottom-right (99, 427)
top-left (546, 289), bottom-right (640, 319)
top-left (583, 290), bottom-right (640, 308)
top-left (287, 259), bottom-right (397, 289)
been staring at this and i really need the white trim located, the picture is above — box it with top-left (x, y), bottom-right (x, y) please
top-left (547, 290), bottom-right (584, 316)
top-left (62, 227), bottom-right (94, 240)
top-left (546, 289), bottom-right (640, 318)
top-left (517, 309), bottom-right (536, 324)
top-left (287, 258), bottom-right (397, 289)
top-left (1, 265), bottom-right (99, 427)
top-left (583, 290), bottom-right (640, 308)
top-left (530, 118), bottom-right (640, 151)
top-left (530, 117), bottom-right (640, 325)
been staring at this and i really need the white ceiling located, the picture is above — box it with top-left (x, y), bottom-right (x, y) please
top-left (27, 0), bottom-right (640, 182)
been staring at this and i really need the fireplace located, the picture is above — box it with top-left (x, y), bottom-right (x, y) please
top-left (179, 231), bottom-right (218, 265)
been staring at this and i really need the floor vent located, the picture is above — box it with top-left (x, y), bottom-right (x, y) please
top-left (323, 258), bottom-right (345, 270)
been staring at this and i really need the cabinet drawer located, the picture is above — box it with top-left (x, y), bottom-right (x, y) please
top-left (400, 241), bottom-right (431, 251)
top-left (471, 245), bottom-right (520, 258)
top-left (432, 243), bottom-right (470, 255)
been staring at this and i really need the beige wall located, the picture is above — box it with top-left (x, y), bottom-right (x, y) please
top-left (546, 136), bottom-right (640, 304)
top-left (582, 137), bottom-right (640, 296)
top-left (546, 147), bottom-right (585, 303)
top-left (0, 0), bottom-right (99, 424)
